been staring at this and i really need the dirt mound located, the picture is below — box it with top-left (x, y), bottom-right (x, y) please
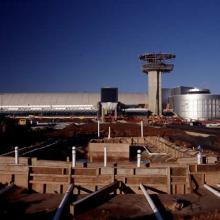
top-left (45, 122), bottom-right (220, 154)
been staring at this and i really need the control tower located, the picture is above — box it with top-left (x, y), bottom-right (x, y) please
top-left (139, 53), bottom-right (175, 115)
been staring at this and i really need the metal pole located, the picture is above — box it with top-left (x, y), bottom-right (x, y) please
top-left (137, 149), bottom-right (141, 168)
top-left (53, 184), bottom-right (74, 220)
top-left (140, 184), bottom-right (163, 220)
top-left (108, 126), bottom-right (111, 139)
top-left (141, 121), bottom-right (144, 138)
top-left (72, 146), bottom-right (76, 168)
top-left (104, 146), bottom-right (107, 167)
top-left (15, 146), bottom-right (19, 165)
top-left (97, 120), bottom-right (100, 138)
top-left (204, 184), bottom-right (220, 198)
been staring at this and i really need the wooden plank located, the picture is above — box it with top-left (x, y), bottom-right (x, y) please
top-left (15, 174), bottom-right (29, 188)
top-left (170, 167), bottom-right (186, 176)
top-left (89, 143), bottom-right (129, 153)
top-left (31, 175), bottom-right (69, 182)
top-left (30, 173), bottom-right (68, 177)
top-left (171, 176), bottom-right (186, 183)
top-left (0, 164), bottom-right (28, 172)
top-left (0, 156), bottom-right (29, 165)
top-left (72, 168), bottom-right (98, 176)
top-left (31, 183), bottom-right (44, 193)
top-left (176, 184), bottom-right (185, 194)
top-left (72, 176), bottom-right (97, 184)
top-left (30, 180), bottom-right (68, 184)
top-left (197, 164), bottom-right (220, 172)
top-left (100, 167), bottom-right (115, 175)
top-left (0, 174), bottom-right (12, 184)
top-left (30, 167), bottom-right (69, 175)
top-left (46, 184), bottom-right (63, 194)
top-left (72, 175), bottom-right (113, 185)
top-left (205, 173), bottom-right (220, 185)
top-left (32, 159), bottom-right (70, 167)
top-left (135, 168), bottom-right (167, 175)
top-left (126, 176), bottom-right (167, 185)
top-left (116, 168), bottom-right (134, 175)
top-left (190, 173), bottom-right (204, 186)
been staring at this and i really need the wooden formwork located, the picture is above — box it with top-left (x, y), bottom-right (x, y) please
top-left (0, 156), bottom-right (219, 195)
top-left (88, 143), bottom-right (130, 162)
top-left (0, 164), bottom-right (29, 188)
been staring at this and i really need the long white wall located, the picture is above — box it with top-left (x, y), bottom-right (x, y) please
top-left (0, 92), bottom-right (148, 112)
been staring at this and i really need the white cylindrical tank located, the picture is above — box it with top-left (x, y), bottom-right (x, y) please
top-left (172, 94), bottom-right (220, 120)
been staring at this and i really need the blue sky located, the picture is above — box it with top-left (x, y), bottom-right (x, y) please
top-left (1, 0), bottom-right (220, 93)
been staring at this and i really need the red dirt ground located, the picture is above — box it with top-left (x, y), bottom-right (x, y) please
top-left (1, 119), bottom-right (220, 219)
top-left (47, 121), bottom-right (220, 155)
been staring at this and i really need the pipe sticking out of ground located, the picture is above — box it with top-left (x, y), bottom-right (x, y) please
top-left (204, 184), bottom-right (220, 198)
top-left (140, 184), bottom-right (163, 220)
top-left (53, 184), bottom-right (74, 220)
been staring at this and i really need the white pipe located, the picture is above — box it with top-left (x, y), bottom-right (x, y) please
top-left (141, 121), bottom-right (144, 138)
top-left (104, 146), bottom-right (107, 167)
top-left (197, 152), bottom-right (202, 164)
top-left (53, 184), bottom-right (74, 220)
top-left (15, 146), bottom-right (19, 165)
top-left (140, 184), bottom-right (163, 220)
top-left (137, 149), bottom-right (141, 168)
top-left (108, 126), bottom-right (111, 139)
top-left (72, 146), bottom-right (76, 168)
top-left (97, 120), bottom-right (100, 138)
top-left (204, 184), bottom-right (220, 198)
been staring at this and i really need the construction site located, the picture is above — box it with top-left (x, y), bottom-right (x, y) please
top-left (0, 53), bottom-right (220, 220)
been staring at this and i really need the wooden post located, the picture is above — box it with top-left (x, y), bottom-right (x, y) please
top-left (167, 167), bottom-right (171, 194)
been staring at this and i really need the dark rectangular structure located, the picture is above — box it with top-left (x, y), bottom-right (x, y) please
top-left (101, 88), bottom-right (118, 103)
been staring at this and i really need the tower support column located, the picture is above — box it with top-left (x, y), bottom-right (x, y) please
top-left (148, 71), bottom-right (162, 115)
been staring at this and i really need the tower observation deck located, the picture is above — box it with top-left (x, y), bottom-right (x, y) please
top-left (139, 53), bottom-right (175, 115)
